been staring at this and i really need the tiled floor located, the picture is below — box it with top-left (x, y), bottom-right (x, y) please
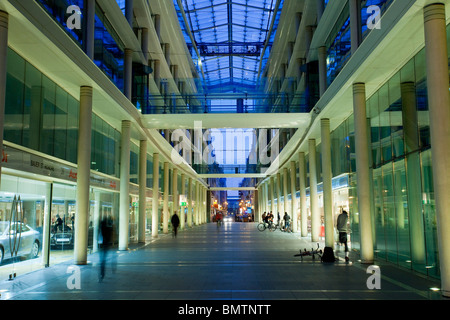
top-left (0, 222), bottom-right (445, 300)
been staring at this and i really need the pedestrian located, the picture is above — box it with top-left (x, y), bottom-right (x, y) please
top-left (336, 210), bottom-right (350, 262)
top-left (171, 211), bottom-right (180, 238)
top-left (99, 216), bottom-right (113, 281)
top-left (283, 212), bottom-right (291, 231)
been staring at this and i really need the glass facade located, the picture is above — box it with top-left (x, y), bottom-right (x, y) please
top-left (327, 25), bottom-right (450, 278)
top-left (0, 47), bottom-right (156, 280)
top-left (4, 48), bottom-right (80, 164)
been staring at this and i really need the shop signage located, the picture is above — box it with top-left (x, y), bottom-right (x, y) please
top-left (2, 144), bottom-right (119, 192)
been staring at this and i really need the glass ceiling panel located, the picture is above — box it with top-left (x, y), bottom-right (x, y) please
top-left (175, 0), bottom-right (283, 92)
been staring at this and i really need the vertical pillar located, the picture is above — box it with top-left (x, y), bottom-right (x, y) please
top-left (321, 119), bottom-right (334, 248)
top-left (165, 43), bottom-right (171, 70)
top-left (74, 86), bottom-right (93, 264)
top-left (138, 140), bottom-right (147, 243)
top-left (318, 46), bottom-right (328, 97)
top-left (0, 11), bottom-right (8, 186)
top-left (283, 168), bottom-right (289, 216)
top-left (125, 0), bottom-right (134, 27)
top-left (353, 83), bottom-right (374, 264)
top-left (290, 161), bottom-right (298, 233)
top-left (188, 178), bottom-right (193, 227)
top-left (317, 0), bottom-right (325, 24)
top-left (299, 152), bottom-right (308, 237)
top-left (163, 162), bottom-right (169, 234)
top-left (124, 48), bottom-right (133, 100)
top-left (142, 28), bottom-right (149, 63)
top-left (119, 120), bottom-right (131, 251)
top-left (270, 177), bottom-right (275, 215)
top-left (154, 14), bottom-right (161, 41)
top-left (154, 59), bottom-right (161, 93)
top-left (309, 139), bottom-right (319, 242)
top-left (42, 183), bottom-right (52, 267)
top-left (173, 168), bottom-right (178, 218)
top-left (180, 173), bottom-right (186, 229)
top-left (423, 3), bottom-right (450, 297)
top-left (276, 173), bottom-right (282, 222)
top-left (92, 191), bottom-right (101, 252)
top-left (401, 82), bottom-right (426, 264)
top-left (85, 0), bottom-right (96, 60)
top-left (349, 0), bottom-right (362, 54)
top-left (152, 153), bottom-right (159, 238)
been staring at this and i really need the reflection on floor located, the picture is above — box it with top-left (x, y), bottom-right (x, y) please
top-left (0, 222), bottom-right (445, 300)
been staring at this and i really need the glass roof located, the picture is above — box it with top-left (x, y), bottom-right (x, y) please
top-left (175, 0), bottom-right (284, 92)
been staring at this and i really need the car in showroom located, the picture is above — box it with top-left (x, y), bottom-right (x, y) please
top-left (0, 221), bottom-right (41, 264)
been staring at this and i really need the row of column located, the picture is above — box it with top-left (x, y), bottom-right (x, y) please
top-left (257, 3), bottom-right (450, 297)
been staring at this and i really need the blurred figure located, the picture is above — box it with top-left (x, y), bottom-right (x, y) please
top-left (99, 216), bottom-right (114, 282)
top-left (171, 211), bottom-right (180, 238)
top-left (336, 210), bottom-right (350, 262)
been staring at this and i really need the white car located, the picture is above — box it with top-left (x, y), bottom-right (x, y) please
top-left (0, 222), bottom-right (41, 264)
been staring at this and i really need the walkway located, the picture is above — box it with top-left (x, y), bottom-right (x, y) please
top-left (0, 222), bottom-right (444, 301)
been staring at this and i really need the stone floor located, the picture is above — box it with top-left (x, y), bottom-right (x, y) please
top-left (0, 222), bottom-right (445, 301)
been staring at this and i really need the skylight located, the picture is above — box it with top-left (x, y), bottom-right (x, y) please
top-left (174, 0), bottom-right (283, 92)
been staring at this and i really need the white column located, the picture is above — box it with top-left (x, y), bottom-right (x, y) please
top-left (42, 183), bottom-right (52, 267)
top-left (276, 172), bottom-right (282, 222)
top-left (85, 0), bottom-right (95, 59)
top-left (124, 48), bottom-right (133, 100)
top-left (196, 182), bottom-right (200, 225)
top-left (424, 3), bottom-right (450, 297)
top-left (119, 120), bottom-right (131, 251)
top-left (270, 176), bottom-right (275, 215)
top-left (283, 168), bottom-right (289, 216)
top-left (92, 191), bottom-right (101, 252)
top-left (142, 28), bottom-right (149, 63)
top-left (173, 168), bottom-right (178, 217)
top-left (349, 0), bottom-right (362, 54)
top-left (138, 140), bottom-right (147, 243)
top-left (290, 161), bottom-right (298, 233)
top-left (309, 139), bottom-right (319, 242)
top-left (163, 162), bottom-right (169, 234)
top-left (74, 86), bottom-right (93, 264)
top-left (188, 178), bottom-right (193, 227)
top-left (154, 59), bottom-right (161, 93)
top-left (321, 119), bottom-right (334, 248)
top-left (299, 152), bottom-right (308, 237)
top-left (401, 82), bottom-right (425, 265)
top-left (353, 83), bottom-right (374, 264)
top-left (0, 11), bottom-right (8, 186)
top-left (318, 46), bottom-right (328, 97)
top-left (152, 153), bottom-right (159, 238)
top-left (180, 173), bottom-right (186, 229)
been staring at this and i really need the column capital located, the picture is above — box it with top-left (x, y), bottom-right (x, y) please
top-left (0, 11), bottom-right (9, 29)
top-left (353, 82), bottom-right (366, 94)
top-left (321, 118), bottom-right (330, 127)
top-left (121, 120), bottom-right (131, 129)
top-left (80, 86), bottom-right (93, 97)
top-left (424, 3), bottom-right (446, 23)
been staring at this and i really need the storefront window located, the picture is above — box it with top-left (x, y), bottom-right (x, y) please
top-left (0, 175), bottom-right (49, 281)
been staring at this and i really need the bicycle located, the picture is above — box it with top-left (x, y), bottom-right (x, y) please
top-left (257, 221), bottom-right (277, 232)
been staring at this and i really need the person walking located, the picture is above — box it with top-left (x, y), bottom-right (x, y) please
top-left (336, 210), bottom-right (350, 262)
top-left (171, 211), bottom-right (180, 238)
